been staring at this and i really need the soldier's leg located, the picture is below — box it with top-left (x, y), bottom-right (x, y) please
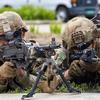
top-left (15, 68), bottom-right (37, 89)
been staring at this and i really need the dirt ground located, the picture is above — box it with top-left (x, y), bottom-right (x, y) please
top-left (24, 32), bottom-right (62, 44)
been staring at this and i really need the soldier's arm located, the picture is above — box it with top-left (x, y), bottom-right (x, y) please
top-left (54, 48), bottom-right (67, 66)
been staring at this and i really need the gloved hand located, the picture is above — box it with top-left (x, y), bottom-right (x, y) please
top-left (38, 81), bottom-right (54, 93)
top-left (38, 75), bottom-right (61, 93)
top-left (0, 61), bottom-right (16, 78)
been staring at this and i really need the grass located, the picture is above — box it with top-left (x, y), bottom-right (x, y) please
top-left (57, 83), bottom-right (100, 93)
top-left (29, 24), bottom-right (39, 35)
top-left (50, 22), bottom-right (62, 35)
top-left (7, 82), bottom-right (100, 93)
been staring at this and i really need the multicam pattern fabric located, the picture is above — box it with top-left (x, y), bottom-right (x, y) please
top-left (55, 48), bottom-right (66, 65)
top-left (68, 59), bottom-right (100, 78)
top-left (2, 11), bottom-right (27, 33)
top-left (0, 62), bottom-right (36, 92)
top-left (0, 11), bottom-right (33, 92)
top-left (0, 62), bottom-right (16, 92)
top-left (0, 62), bottom-right (16, 78)
top-left (62, 16), bottom-right (96, 49)
top-left (0, 14), bottom-right (11, 35)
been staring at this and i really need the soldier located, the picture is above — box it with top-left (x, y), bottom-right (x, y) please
top-left (0, 11), bottom-right (36, 92)
top-left (62, 16), bottom-right (100, 82)
top-left (42, 16), bottom-right (100, 93)
top-left (0, 11), bottom-right (64, 93)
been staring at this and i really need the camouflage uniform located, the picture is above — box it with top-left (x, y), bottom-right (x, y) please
top-left (36, 15), bottom-right (100, 93)
top-left (0, 62), bottom-right (16, 92)
top-left (0, 11), bottom-right (62, 93)
top-left (44, 16), bottom-right (100, 92)
top-left (38, 16), bottom-right (97, 92)
top-left (62, 16), bottom-right (100, 80)
top-left (92, 12), bottom-right (100, 57)
top-left (0, 11), bottom-right (57, 93)
top-left (0, 11), bottom-right (36, 92)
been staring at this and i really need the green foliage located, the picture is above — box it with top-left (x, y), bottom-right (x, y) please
top-left (57, 83), bottom-right (100, 93)
top-left (29, 24), bottom-right (36, 33)
top-left (73, 83), bottom-right (89, 92)
top-left (0, 5), bottom-right (55, 20)
top-left (73, 83), bottom-right (100, 92)
top-left (0, 7), bottom-right (16, 13)
top-left (19, 5), bottom-right (55, 20)
top-left (50, 22), bottom-right (62, 35)
top-left (35, 7), bottom-right (55, 20)
top-left (7, 83), bottom-right (100, 93)
top-left (29, 25), bottom-right (39, 34)
top-left (57, 85), bottom-right (67, 92)
top-left (16, 5), bottom-right (35, 20)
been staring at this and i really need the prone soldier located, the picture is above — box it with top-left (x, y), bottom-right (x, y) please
top-left (43, 15), bottom-right (100, 92)
top-left (28, 14), bottom-right (100, 94)
top-left (63, 16), bottom-right (100, 83)
top-left (0, 11), bottom-right (61, 93)
top-left (0, 11), bottom-right (37, 92)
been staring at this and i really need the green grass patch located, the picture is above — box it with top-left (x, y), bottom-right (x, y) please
top-left (0, 5), bottom-right (55, 20)
top-left (50, 22), bottom-right (62, 35)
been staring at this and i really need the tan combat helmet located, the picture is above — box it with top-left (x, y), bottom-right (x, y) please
top-left (0, 14), bottom-right (11, 46)
top-left (62, 16), bottom-right (96, 49)
top-left (2, 11), bottom-right (28, 37)
top-left (0, 14), bottom-right (11, 35)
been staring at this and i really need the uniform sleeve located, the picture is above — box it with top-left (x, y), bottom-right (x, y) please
top-left (55, 49), bottom-right (66, 66)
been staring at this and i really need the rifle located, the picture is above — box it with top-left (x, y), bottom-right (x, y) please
top-left (1, 39), bottom-right (81, 99)
top-left (21, 40), bottom-right (81, 100)
top-left (69, 38), bottom-right (100, 63)
top-left (69, 39), bottom-right (93, 62)
top-left (0, 30), bottom-right (80, 99)
top-left (81, 48), bottom-right (100, 63)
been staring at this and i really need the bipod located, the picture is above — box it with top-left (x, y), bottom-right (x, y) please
top-left (21, 60), bottom-right (49, 100)
top-left (21, 59), bottom-right (81, 100)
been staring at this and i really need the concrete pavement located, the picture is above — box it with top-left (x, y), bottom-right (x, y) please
top-left (27, 23), bottom-right (66, 33)
top-left (0, 93), bottom-right (100, 100)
